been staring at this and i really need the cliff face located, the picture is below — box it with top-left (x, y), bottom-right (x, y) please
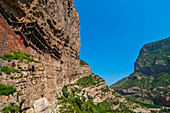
top-left (1, 0), bottom-right (81, 65)
top-left (0, 0), bottom-right (92, 111)
top-left (2, 0), bottom-right (81, 56)
top-left (0, 0), bottom-right (84, 91)
top-left (135, 37), bottom-right (170, 74)
top-left (111, 37), bottom-right (170, 107)
top-left (0, 14), bottom-right (24, 55)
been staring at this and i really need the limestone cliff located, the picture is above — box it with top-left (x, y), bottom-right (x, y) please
top-left (0, 0), bottom-right (91, 112)
top-left (135, 37), bottom-right (170, 74)
top-left (111, 37), bottom-right (170, 107)
top-left (2, 0), bottom-right (81, 57)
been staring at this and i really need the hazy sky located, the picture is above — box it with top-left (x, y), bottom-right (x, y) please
top-left (73, 0), bottom-right (170, 85)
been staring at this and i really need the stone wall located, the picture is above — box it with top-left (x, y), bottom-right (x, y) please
top-left (0, 14), bottom-right (24, 56)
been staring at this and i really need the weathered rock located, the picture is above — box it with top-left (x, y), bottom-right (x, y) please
top-left (155, 96), bottom-right (170, 107)
top-left (116, 87), bottom-right (150, 95)
top-left (33, 98), bottom-right (49, 113)
top-left (0, 0), bottom-right (91, 111)
top-left (135, 37), bottom-right (170, 74)
top-left (0, 14), bottom-right (24, 56)
top-left (26, 108), bottom-right (34, 113)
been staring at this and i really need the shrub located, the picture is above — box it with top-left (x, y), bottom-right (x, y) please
top-left (62, 85), bottom-right (69, 97)
top-left (87, 94), bottom-right (93, 100)
top-left (1, 66), bottom-right (21, 75)
top-left (116, 94), bottom-right (123, 98)
top-left (76, 75), bottom-right (98, 88)
top-left (79, 59), bottom-right (88, 66)
top-left (12, 62), bottom-right (16, 67)
top-left (30, 78), bottom-right (33, 81)
top-left (10, 76), bottom-right (14, 80)
top-left (116, 72), bottom-right (170, 91)
top-left (113, 101), bottom-right (119, 105)
top-left (0, 83), bottom-right (16, 96)
top-left (57, 88), bottom-right (131, 113)
top-left (82, 96), bottom-right (86, 101)
top-left (71, 88), bottom-right (75, 94)
top-left (0, 52), bottom-right (40, 63)
top-left (101, 86), bottom-right (110, 93)
top-left (1, 105), bottom-right (19, 113)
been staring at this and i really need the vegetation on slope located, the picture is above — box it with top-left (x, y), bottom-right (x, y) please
top-left (143, 37), bottom-right (170, 47)
top-left (59, 85), bottom-right (134, 113)
top-left (0, 83), bottom-right (16, 96)
top-left (111, 77), bottom-right (129, 88)
top-left (126, 96), bottom-right (162, 108)
top-left (80, 59), bottom-right (88, 66)
top-left (0, 52), bottom-right (40, 63)
top-left (136, 52), bottom-right (170, 66)
top-left (75, 75), bottom-right (104, 88)
top-left (111, 37), bottom-right (170, 108)
top-left (136, 37), bottom-right (170, 66)
top-left (113, 72), bottom-right (170, 91)
top-left (1, 104), bottom-right (19, 113)
top-left (0, 66), bottom-right (21, 75)
top-left (56, 74), bottom-right (146, 113)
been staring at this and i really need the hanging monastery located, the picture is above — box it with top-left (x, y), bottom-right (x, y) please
top-left (0, 3), bottom-right (61, 60)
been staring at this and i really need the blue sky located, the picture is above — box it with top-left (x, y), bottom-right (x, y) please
top-left (73, 0), bottom-right (170, 85)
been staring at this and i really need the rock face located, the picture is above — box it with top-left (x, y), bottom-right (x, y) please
top-left (111, 37), bottom-right (170, 107)
top-left (2, 0), bottom-right (81, 57)
top-left (155, 96), bottom-right (170, 107)
top-left (135, 37), bottom-right (170, 74)
top-left (1, 0), bottom-right (81, 68)
top-left (0, 14), bottom-right (24, 56)
top-left (33, 98), bottom-right (49, 113)
top-left (0, 56), bottom-right (91, 112)
top-left (0, 0), bottom-right (91, 112)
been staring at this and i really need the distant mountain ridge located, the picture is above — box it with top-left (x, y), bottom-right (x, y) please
top-left (135, 37), bottom-right (170, 74)
top-left (111, 37), bottom-right (170, 107)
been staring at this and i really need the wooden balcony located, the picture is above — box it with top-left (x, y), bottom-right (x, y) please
top-left (0, 3), bottom-right (62, 60)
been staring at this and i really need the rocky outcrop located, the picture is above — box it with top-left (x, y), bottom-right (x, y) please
top-left (33, 98), bottom-right (49, 113)
top-left (135, 37), bottom-right (170, 74)
top-left (116, 87), bottom-right (150, 95)
top-left (155, 96), bottom-right (170, 107)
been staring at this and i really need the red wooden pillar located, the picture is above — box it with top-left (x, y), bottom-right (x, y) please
top-left (17, 34), bottom-right (21, 45)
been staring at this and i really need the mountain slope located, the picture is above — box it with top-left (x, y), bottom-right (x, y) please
top-left (0, 52), bottom-right (150, 113)
top-left (135, 37), bottom-right (170, 74)
top-left (111, 37), bottom-right (170, 107)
